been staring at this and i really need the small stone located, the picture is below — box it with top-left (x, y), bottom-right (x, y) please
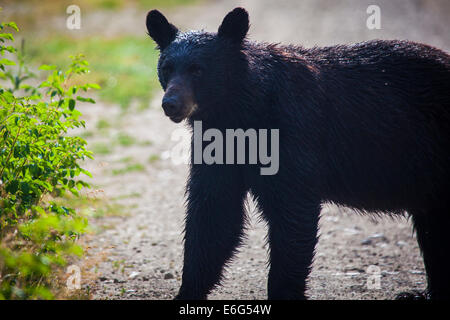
top-left (396, 241), bottom-right (407, 247)
top-left (370, 233), bottom-right (386, 240)
top-left (409, 270), bottom-right (424, 275)
top-left (164, 273), bottom-right (174, 280)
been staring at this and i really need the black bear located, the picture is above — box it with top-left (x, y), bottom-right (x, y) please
top-left (146, 7), bottom-right (450, 299)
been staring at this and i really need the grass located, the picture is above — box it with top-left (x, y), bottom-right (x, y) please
top-left (3, 0), bottom-right (200, 28)
top-left (80, 131), bottom-right (95, 139)
top-left (26, 36), bottom-right (160, 109)
top-left (4, 0), bottom-right (203, 108)
top-left (96, 119), bottom-right (112, 130)
top-left (138, 0), bottom-right (201, 9)
top-left (11, 0), bottom-right (201, 109)
top-left (91, 133), bottom-right (146, 156)
top-left (118, 156), bottom-right (135, 163)
top-left (92, 142), bottom-right (114, 155)
top-left (55, 193), bottom-right (130, 219)
top-left (148, 154), bottom-right (160, 163)
top-left (140, 140), bottom-right (153, 146)
top-left (117, 132), bottom-right (137, 147)
top-left (112, 163), bottom-right (145, 175)
top-left (111, 192), bottom-right (142, 200)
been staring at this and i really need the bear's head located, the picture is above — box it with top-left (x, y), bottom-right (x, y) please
top-left (146, 7), bottom-right (249, 123)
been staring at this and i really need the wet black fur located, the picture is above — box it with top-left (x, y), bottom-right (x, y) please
top-left (147, 8), bottom-right (450, 300)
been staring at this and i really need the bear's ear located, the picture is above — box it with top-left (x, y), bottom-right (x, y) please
top-left (218, 7), bottom-right (249, 43)
top-left (146, 10), bottom-right (178, 50)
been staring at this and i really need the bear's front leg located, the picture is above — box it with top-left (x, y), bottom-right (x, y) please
top-left (175, 165), bottom-right (248, 300)
top-left (263, 197), bottom-right (320, 300)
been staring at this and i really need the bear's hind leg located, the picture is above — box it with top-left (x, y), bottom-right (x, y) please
top-left (408, 210), bottom-right (450, 300)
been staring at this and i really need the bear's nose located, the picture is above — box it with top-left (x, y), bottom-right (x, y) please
top-left (162, 97), bottom-right (181, 117)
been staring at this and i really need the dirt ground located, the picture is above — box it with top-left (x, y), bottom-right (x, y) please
top-left (76, 0), bottom-right (450, 300)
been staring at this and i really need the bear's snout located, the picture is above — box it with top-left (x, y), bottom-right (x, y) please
top-left (162, 96), bottom-right (182, 119)
top-left (162, 77), bottom-right (197, 123)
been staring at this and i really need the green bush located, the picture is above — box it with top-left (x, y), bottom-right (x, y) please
top-left (0, 18), bottom-right (98, 299)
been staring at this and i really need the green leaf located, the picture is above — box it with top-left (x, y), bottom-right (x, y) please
top-left (39, 64), bottom-right (57, 71)
top-left (6, 180), bottom-right (19, 194)
top-left (19, 181), bottom-right (31, 194)
top-left (5, 22), bottom-right (19, 31)
top-left (68, 98), bottom-right (75, 111)
top-left (87, 83), bottom-right (101, 90)
top-left (0, 58), bottom-right (16, 66)
top-left (76, 96), bottom-right (95, 103)
top-left (0, 33), bottom-right (14, 41)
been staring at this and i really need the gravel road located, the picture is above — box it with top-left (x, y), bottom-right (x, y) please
top-left (76, 0), bottom-right (450, 300)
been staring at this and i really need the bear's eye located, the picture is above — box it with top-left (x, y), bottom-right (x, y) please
top-left (161, 64), bottom-right (173, 79)
top-left (188, 64), bottom-right (203, 77)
